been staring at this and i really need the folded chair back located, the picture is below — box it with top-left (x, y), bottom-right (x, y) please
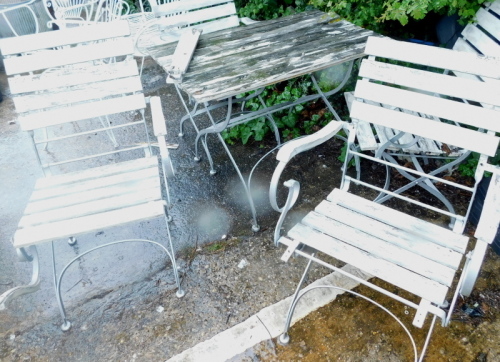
top-left (349, 36), bottom-right (500, 231)
top-left (0, 20), bottom-right (150, 174)
top-left (150, 0), bottom-right (239, 37)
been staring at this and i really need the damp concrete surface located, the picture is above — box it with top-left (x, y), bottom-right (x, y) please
top-left (0, 59), bottom-right (499, 361)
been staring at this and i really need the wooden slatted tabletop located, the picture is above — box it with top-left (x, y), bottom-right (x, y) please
top-left (147, 10), bottom-right (374, 103)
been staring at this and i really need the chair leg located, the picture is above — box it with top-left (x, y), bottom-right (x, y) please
top-left (279, 257), bottom-right (314, 345)
top-left (164, 214), bottom-right (185, 298)
top-left (0, 246), bottom-right (41, 311)
top-left (51, 229), bottom-right (186, 331)
top-left (418, 315), bottom-right (438, 362)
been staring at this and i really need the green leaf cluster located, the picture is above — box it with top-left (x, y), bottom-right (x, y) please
top-left (236, 0), bottom-right (310, 20)
top-left (309, 0), bottom-right (485, 31)
top-left (222, 76), bottom-right (335, 145)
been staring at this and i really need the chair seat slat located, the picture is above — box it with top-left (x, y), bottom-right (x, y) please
top-left (314, 200), bottom-right (464, 269)
top-left (301, 210), bottom-right (457, 286)
top-left (20, 181), bottom-right (161, 228)
top-left (31, 164), bottom-right (159, 201)
top-left (35, 156), bottom-right (157, 188)
top-left (328, 189), bottom-right (469, 253)
top-left (14, 201), bottom-right (166, 248)
top-left (284, 222), bottom-right (450, 305)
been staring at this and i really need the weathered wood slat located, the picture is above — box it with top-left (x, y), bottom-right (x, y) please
top-left (358, 59), bottom-right (500, 108)
top-left (328, 189), bottom-right (469, 253)
top-left (354, 80), bottom-right (500, 133)
top-left (19, 94), bottom-right (146, 131)
top-left (14, 77), bottom-right (143, 113)
top-left (14, 201), bottom-right (166, 248)
top-left (314, 200), bottom-right (463, 269)
top-left (303, 208), bottom-right (457, 286)
top-left (8, 60), bottom-right (139, 95)
top-left (350, 101), bottom-right (499, 157)
top-left (147, 11), bottom-right (374, 102)
top-left (31, 165), bottom-right (159, 201)
top-left (35, 157), bottom-right (157, 188)
top-left (0, 20), bottom-right (131, 56)
top-left (20, 182), bottom-right (161, 228)
top-left (4, 38), bottom-right (135, 75)
top-left (364, 36), bottom-right (500, 79)
top-left (285, 223), bottom-right (450, 305)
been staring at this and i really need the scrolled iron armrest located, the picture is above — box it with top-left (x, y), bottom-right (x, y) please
top-left (270, 120), bottom-right (347, 245)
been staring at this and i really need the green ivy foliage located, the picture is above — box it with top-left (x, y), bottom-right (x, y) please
top-left (309, 0), bottom-right (485, 31)
top-left (236, 0), bottom-right (309, 20)
top-left (222, 76), bottom-right (335, 145)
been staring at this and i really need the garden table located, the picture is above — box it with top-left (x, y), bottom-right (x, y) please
top-left (146, 10), bottom-right (374, 231)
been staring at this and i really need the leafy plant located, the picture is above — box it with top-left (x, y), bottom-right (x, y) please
top-left (236, 0), bottom-right (309, 20)
top-left (309, 0), bottom-right (485, 32)
top-left (222, 75), bottom-right (339, 145)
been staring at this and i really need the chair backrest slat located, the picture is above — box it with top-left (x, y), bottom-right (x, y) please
top-left (151, 0), bottom-right (239, 37)
top-left (1, 20), bottom-right (150, 174)
top-left (364, 36), bottom-right (500, 80)
top-left (354, 81), bottom-right (500, 134)
top-left (460, 23), bottom-right (500, 57)
top-left (14, 77), bottom-right (143, 113)
top-left (152, 0), bottom-right (235, 17)
top-left (3, 38), bottom-right (135, 74)
top-left (358, 58), bottom-right (500, 108)
top-left (19, 94), bottom-right (146, 131)
top-left (350, 101), bottom-right (499, 157)
top-left (0, 20), bottom-right (130, 55)
top-left (8, 59), bottom-right (139, 95)
top-left (476, 8), bottom-right (500, 43)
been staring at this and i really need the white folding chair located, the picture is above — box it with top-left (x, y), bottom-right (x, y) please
top-left (270, 36), bottom-right (500, 361)
top-left (0, 20), bottom-right (184, 331)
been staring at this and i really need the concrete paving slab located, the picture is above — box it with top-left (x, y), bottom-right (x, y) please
top-left (168, 264), bottom-right (371, 361)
